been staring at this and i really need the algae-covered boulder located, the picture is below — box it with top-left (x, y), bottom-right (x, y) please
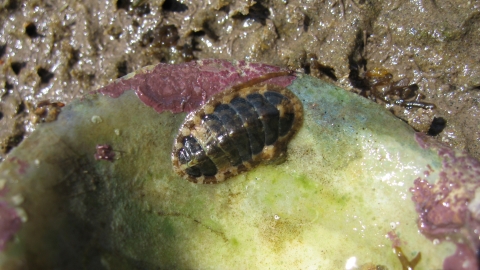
top-left (0, 60), bottom-right (478, 269)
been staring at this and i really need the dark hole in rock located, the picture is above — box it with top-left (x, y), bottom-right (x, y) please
top-left (67, 48), bottom-right (80, 67)
top-left (190, 31), bottom-right (206, 52)
top-left (180, 43), bottom-right (195, 62)
top-left (348, 55), bottom-right (370, 91)
top-left (133, 3), bottom-right (150, 16)
top-left (427, 117), bottom-right (447, 136)
top-left (10, 61), bottom-right (25, 75)
top-left (1, 133), bottom-right (24, 154)
top-left (25, 22), bottom-right (40, 38)
top-left (140, 30), bottom-right (154, 46)
top-left (303, 63), bottom-right (311, 74)
top-left (189, 33), bottom-right (201, 51)
top-left (4, 0), bottom-right (18, 10)
top-left (37, 68), bottom-right (54, 84)
top-left (347, 31), bottom-right (368, 90)
top-left (348, 58), bottom-right (368, 90)
top-left (116, 0), bottom-right (130, 10)
top-left (0, 44), bottom-right (6, 58)
top-left (162, 0), bottom-right (188, 13)
top-left (306, 54), bottom-right (337, 81)
top-left (16, 101), bottom-right (25, 115)
top-left (316, 64), bottom-right (337, 81)
top-left (116, 60), bottom-right (128, 78)
top-left (218, 5), bottom-right (229, 13)
top-left (303, 15), bottom-right (311, 32)
top-left (191, 30), bottom-right (205, 37)
top-left (153, 25), bottom-right (179, 47)
top-left (232, 2), bottom-right (270, 26)
top-left (202, 21), bottom-right (220, 41)
top-left (0, 111), bottom-right (3, 121)
top-left (5, 81), bottom-right (13, 91)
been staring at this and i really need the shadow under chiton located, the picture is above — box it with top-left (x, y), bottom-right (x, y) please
top-left (172, 73), bottom-right (303, 184)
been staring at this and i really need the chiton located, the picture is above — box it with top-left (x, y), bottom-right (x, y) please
top-left (172, 73), bottom-right (303, 184)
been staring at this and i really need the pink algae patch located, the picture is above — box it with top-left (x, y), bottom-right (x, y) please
top-left (0, 159), bottom-right (25, 251)
top-left (0, 201), bottom-right (21, 251)
top-left (8, 157), bottom-right (29, 175)
top-left (386, 230), bottom-right (403, 248)
top-left (443, 243), bottom-right (478, 270)
top-left (412, 133), bottom-right (480, 269)
top-left (98, 59), bottom-right (296, 114)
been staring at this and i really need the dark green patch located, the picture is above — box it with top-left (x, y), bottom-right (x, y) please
top-left (295, 174), bottom-right (315, 190)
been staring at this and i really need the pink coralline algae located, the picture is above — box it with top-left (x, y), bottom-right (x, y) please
top-left (9, 157), bottom-right (29, 175)
top-left (94, 144), bottom-right (115, 162)
top-left (412, 132), bottom-right (480, 269)
top-left (0, 201), bottom-right (21, 251)
top-left (443, 243), bottom-right (478, 270)
top-left (99, 59), bottom-right (296, 114)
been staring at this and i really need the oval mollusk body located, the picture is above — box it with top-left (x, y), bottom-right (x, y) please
top-left (172, 83), bottom-right (303, 184)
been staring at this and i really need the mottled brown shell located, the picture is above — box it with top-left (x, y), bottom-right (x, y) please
top-left (172, 77), bottom-right (303, 184)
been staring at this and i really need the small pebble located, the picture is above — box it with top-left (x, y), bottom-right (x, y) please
top-left (91, 115), bottom-right (103, 124)
top-left (11, 194), bottom-right (24, 205)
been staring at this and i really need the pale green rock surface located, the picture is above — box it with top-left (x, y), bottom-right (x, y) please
top-left (0, 75), bottom-right (454, 269)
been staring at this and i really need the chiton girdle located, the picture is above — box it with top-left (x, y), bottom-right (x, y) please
top-left (172, 72), bottom-right (303, 184)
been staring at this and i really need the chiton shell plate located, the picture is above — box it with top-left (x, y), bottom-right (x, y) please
top-left (172, 75), bottom-right (303, 184)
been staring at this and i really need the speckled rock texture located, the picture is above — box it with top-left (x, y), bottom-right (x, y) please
top-left (0, 0), bottom-right (479, 161)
